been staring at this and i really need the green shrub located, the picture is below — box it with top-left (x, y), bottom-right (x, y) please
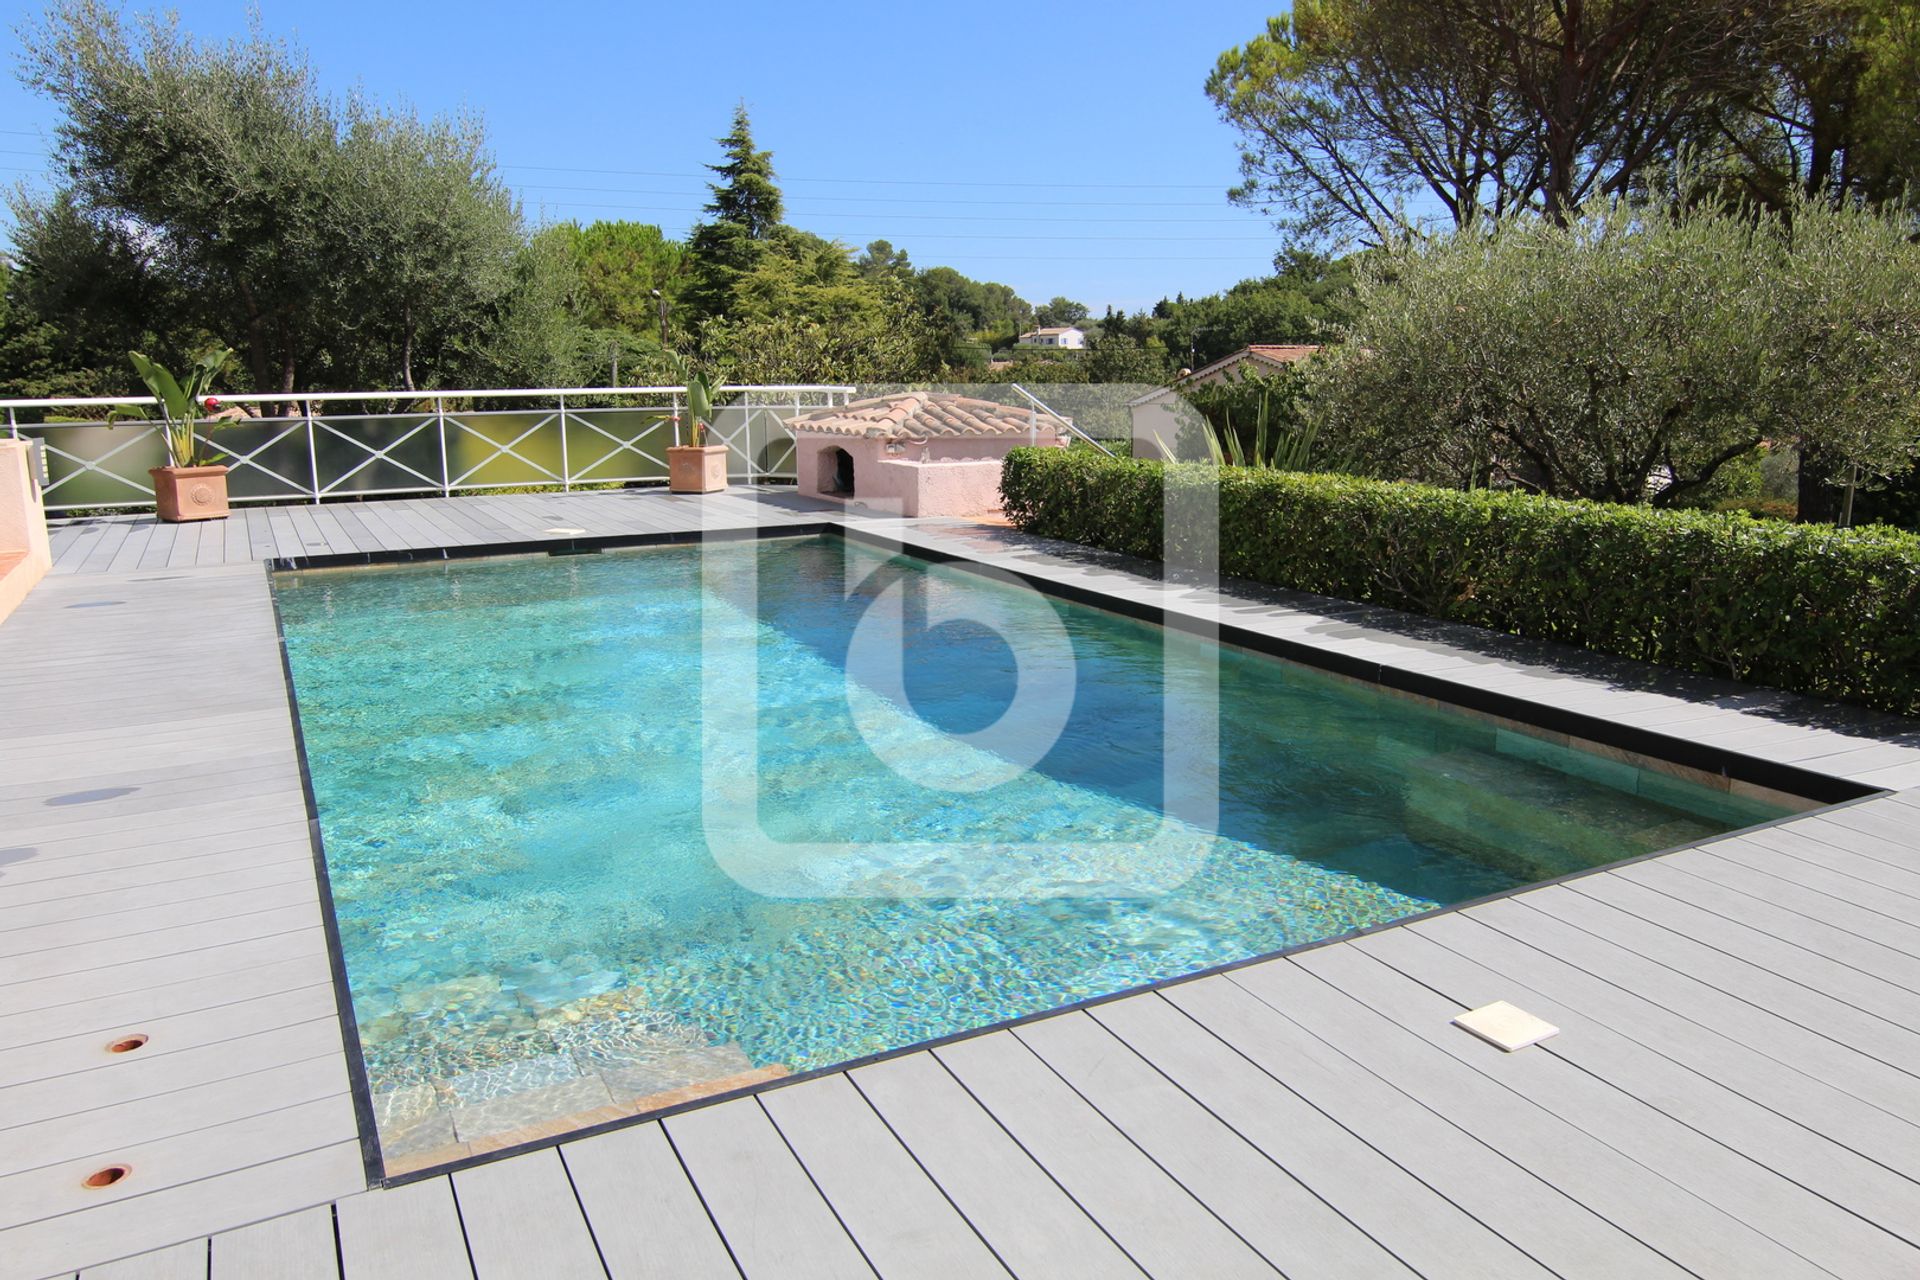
top-left (1001, 448), bottom-right (1920, 716)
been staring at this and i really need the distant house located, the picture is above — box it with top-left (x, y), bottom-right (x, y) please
top-left (1127, 343), bottom-right (1322, 458)
top-left (1016, 326), bottom-right (1087, 350)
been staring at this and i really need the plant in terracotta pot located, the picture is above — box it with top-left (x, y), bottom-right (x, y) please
top-left (109, 348), bottom-right (239, 522)
top-left (665, 354), bottom-right (730, 494)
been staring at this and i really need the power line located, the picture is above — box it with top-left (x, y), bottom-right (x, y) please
top-left (517, 181), bottom-right (1234, 210)
top-left (500, 162), bottom-right (1224, 191)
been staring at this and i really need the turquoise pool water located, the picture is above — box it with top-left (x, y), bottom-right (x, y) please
top-left (274, 535), bottom-right (1788, 1154)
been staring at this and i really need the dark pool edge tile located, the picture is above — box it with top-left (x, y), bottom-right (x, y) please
top-left (263, 566), bottom-right (389, 1190)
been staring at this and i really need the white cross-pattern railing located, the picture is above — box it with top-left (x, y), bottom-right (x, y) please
top-left (0, 386), bottom-right (853, 512)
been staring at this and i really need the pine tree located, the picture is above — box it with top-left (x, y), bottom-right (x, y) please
top-left (703, 105), bottom-right (783, 238)
top-left (683, 105), bottom-right (785, 325)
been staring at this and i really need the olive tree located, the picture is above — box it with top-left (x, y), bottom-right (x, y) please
top-left (1309, 194), bottom-right (1920, 512)
top-left (17, 0), bottom-right (522, 394)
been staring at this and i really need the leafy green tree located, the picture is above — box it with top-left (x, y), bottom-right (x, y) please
top-left (333, 103), bottom-right (521, 390)
top-left (1035, 297), bottom-right (1089, 327)
top-left (474, 227), bottom-right (596, 388)
top-left (1210, 1), bottom-right (1807, 244)
top-left (1155, 255), bottom-right (1355, 367)
top-left (556, 221), bottom-right (686, 347)
top-left (1307, 193), bottom-right (1920, 512)
top-left (1085, 331), bottom-right (1169, 385)
top-left (0, 189), bottom-right (184, 399)
top-left (1722, 0), bottom-right (1920, 209)
top-left (856, 239), bottom-right (913, 279)
top-left (914, 266), bottom-right (1031, 339)
top-left (695, 278), bottom-right (941, 384)
top-left (16, 0), bottom-right (523, 393)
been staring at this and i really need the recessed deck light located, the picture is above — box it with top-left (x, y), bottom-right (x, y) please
top-left (544, 527), bottom-right (588, 536)
top-left (83, 1165), bottom-right (130, 1189)
top-left (1453, 1001), bottom-right (1559, 1051)
top-left (107, 1034), bottom-right (149, 1054)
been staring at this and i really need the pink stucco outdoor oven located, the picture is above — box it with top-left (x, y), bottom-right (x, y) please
top-left (789, 392), bottom-right (1067, 517)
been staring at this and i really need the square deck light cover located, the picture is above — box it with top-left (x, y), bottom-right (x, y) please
top-left (1453, 1000), bottom-right (1559, 1051)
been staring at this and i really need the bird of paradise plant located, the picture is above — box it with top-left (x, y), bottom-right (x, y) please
top-left (107, 348), bottom-right (238, 468)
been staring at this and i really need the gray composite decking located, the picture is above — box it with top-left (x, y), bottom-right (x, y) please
top-left (7, 486), bottom-right (1920, 1279)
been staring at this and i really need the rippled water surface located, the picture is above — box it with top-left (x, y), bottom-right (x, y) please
top-left (274, 536), bottom-right (1786, 1146)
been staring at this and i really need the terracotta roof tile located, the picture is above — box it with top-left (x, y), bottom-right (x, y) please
top-left (789, 392), bottom-right (1066, 440)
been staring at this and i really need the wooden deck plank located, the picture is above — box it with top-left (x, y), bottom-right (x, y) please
top-left (1618, 854), bottom-right (1920, 989)
top-left (1411, 908), bottom-right (1920, 1181)
top-left (162, 521), bottom-right (203, 570)
top-left (210, 1205), bottom-right (338, 1280)
top-left (0, 987), bottom-right (338, 1110)
top-left (1229, 952), bottom-right (1828, 1280)
top-left (759, 1076), bottom-right (1009, 1280)
top-left (934, 1029), bottom-right (1279, 1279)
top-left (1361, 919), bottom-right (1920, 1253)
top-left (559, 1123), bottom-right (740, 1280)
top-left (0, 1051), bottom-right (349, 1184)
top-left (101, 521), bottom-right (155, 574)
top-left (1013, 1010), bottom-right (1417, 1279)
top-left (1469, 896), bottom-right (1920, 1135)
top-left (80, 1238), bottom-right (206, 1279)
top-left (663, 1098), bottom-right (875, 1280)
top-left (452, 1149), bottom-right (604, 1279)
top-left (2, 1141), bottom-right (364, 1280)
top-left (1698, 841), bottom-right (1920, 947)
top-left (1142, 979), bottom-right (1608, 1280)
top-left (1749, 824), bottom-right (1920, 901)
top-left (851, 1051), bottom-right (1146, 1280)
top-left (335, 1179), bottom-right (472, 1280)
top-left (1518, 887), bottom-right (1920, 1094)
top-left (1570, 870), bottom-right (1920, 1030)
top-left (1301, 938), bottom-right (1917, 1277)
top-left (74, 521), bottom-right (133, 575)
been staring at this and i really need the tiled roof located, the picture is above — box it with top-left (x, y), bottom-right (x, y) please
top-left (1245, 344), bottom-right (1322, 363)
top-left (1125, 343), bottom-right (1326, 406)
top-left (789, 392), bottom-right (1066, 440)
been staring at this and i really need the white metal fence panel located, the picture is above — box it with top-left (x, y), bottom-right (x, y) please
top-left (1, 386), bottom-right (853, 512)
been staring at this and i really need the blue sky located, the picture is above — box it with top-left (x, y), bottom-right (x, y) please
top-left (1, 0), bottom-right (1288, 312)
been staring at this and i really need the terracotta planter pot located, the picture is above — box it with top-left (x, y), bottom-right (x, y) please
top-left (668, 444), bottom-right (729, 494)
top-left (150, 465), bottom-right (231, 522)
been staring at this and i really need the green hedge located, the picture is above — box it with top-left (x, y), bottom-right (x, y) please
top-left (1001, 448), bottom-right (1920, 717)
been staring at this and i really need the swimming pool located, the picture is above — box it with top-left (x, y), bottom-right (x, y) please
top-left (273, 534), bottom-right (1791, 1169)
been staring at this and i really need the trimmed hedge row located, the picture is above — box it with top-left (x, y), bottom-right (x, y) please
top-left (1001, 448), bottom-right (1920, 717)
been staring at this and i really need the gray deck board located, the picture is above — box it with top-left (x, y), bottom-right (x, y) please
top-left (1094, 989), bottom-right (1555, 1280)
top-left (1358, 922), bottom-right (1920, 1256)
top-left (1568, 870), bottom-right (1920, 1029)
top-left (1472, 896), bottom-right (1920, 1134)
top-left (15, 491), bottom-right (1920, 1280)
top-left (452, 1150), bottom-right (604, 1279)
top-left (758, 1076), bottom-right (1010, 1280)
top-left (1013, 1010), bottom-right (1416, 1279)
top-left (210, 1206), bottom-right (338, 1280)
top-left (558, 1123), bottom-right (740, 1280)
top-left (1518, 888), bottom-right (1920, 1097)
top-left (334, 1179), bottom-right (472, 1280)
top-left (1291, 941), bottom-right (1891, 1277)
top-left (80, 1240), bottom-right (205, 1280)
top-left (852, 1051), bottom-right (1147, 1280)
top-left (1232, 952), bottom-right (1825, 1280)
top-left (663, 1098), bottom-right (876, 1280)
top-left (935, 1030), bottom-right (1280, 1279)
top-left (1153, 976), bottom-right (1640, 1279)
